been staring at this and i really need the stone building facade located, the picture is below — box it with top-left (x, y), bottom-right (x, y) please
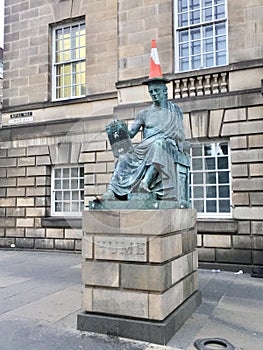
top-left (0, 0), bottom-right (262, 270)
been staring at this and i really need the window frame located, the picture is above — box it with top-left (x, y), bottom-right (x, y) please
top-left (51, 165), bottom-right (85, 217)
top-left (189, 140), bottom-right (232, 219)
top-left (174, 0), bottom-right (228, 72)
top-left (51, 20), bottom-right (86, 101)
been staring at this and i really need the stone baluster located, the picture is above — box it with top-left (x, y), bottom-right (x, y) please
top-left (189, 77), bottom-right (196, 97)
top-left (212, 73), bottom-right (219, 94)
top-left (174, 80), bottom-right (181, 99)
top-left (182, 78), bottom-right (189, 98)
top-left (204, 75), bottom-right (211, 95)
top-left (196, 76), bottom-right (204, 96)
top-left (220, 72), bottom-right (228, 93)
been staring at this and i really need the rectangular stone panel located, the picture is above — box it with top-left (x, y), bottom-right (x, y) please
top-left (149, 234), bottom-right (182, 263)
top-left (183, 271), bottom-right (198, 300)
top-left (94, 236), bottom-right (147, 262)
top-left (203, 234), bottom-right (231, 248)
top-left (172, 252), bottom-right (195, 285)
top-left (121, 263), bottom-right (171, 292)
top-left (93, 289), bottom-right (148, 319)
top-left (82, 261), bottom-right (119, 287)
top-left (149, 281), bottom-right (184, 320)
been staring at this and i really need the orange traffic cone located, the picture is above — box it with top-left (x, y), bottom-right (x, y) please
top-left (149, 39), bottom-right (163, 79)
top-left (143, 40), bottom-right (169, 84)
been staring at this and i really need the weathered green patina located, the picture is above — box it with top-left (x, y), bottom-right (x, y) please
top-left (91, 79), bottom-right (190, 210)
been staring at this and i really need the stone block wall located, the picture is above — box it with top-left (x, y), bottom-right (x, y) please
top-left (228, 0), bottom-right (263, 63)
top-left (118, 0), bottom-right (173, 81)
top-left (3, 0), bottom-right (118, 108)
top-left (0, 143), bottom-right (82, 250)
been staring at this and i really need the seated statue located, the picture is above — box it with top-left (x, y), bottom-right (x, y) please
top-left (99, 79), bottom-right (187, 202)
top-left (96, 40), bottom-right (189, 204)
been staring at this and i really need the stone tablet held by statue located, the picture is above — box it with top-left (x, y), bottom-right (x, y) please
top-left (105, 119), bottom-right (134, 158)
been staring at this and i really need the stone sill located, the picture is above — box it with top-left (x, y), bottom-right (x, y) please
top-left (2, 91), bottom-right (117, 114)
top-left (41, 217), bottom-right (82, 229)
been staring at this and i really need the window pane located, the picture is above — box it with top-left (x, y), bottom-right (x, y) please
top-left (193, 200), bottom-right (204, 212)
top-left (64, 203), bottom-right (70, 212)
top-left (63, 168), bottom-right (70, 177)
top-left (179, 43), bottom-right (189, 56)
top-left (179, 30), bottom-right (189, 42)
top-left (207, 186), bottom-right (216, 198)
top-left (202, 7), bottom-right (212, 21)
top-left (206, 200), bottom-right (217, 212)
top-left (193, 186), bottom-right (204, 198)
top-left (218, 157), bottom-right (228, 169)
top-left (215, 23), bottom-right (225, 35)
top-left (204, 25), bottom-right (213, 38)
top-left (191, 40), bottom-right (201, 55)
top-left (193, 172), bottom-right (203, 184)
top-left (192, 146), bottom-right (202, 156)
top-left (205, 53), bottom-right (214, 66)
top-left (55, 169), bottom-right (61, 178)
top-left (216, 51), bottom-right (226, 65)
top-left (205, 38), bottom-right (213, 52)
top-left (205, 158), bottom-right (215, 170)
top-left (180, 57), bottom-right (189, 71)
top-left (219, 200), bottom-right (230, 212)
top-left (64, 191), bottom-right (70, 200)
top-left (192, 158), bottom-right (203, 170)
top-left (55, 202), bottom-right (62, 212)
top-left (72, 191), bottom-right (79, 200)
top-left (71, 168), bottom-right (78, 177)
top-left (219, 185), bottom-right (229, 198)
top-left (55, 192), bottom-right (62, 200)
top-left (71, 179), bottom-right (78, 189)
top-left (190, 10), bottom-right (200, 24)
top-left (206, 172), bottom-right (216, 184)
top-left (204, 144), bottom-right (214, 156)
top-left (72, 202), bottom-right (79, 212)
top-left (55, 180), bottom-right (61, 189)
top-left (63, 179), bottom-right (69, 189)
top-left (215, 4), bottom-right (225, 19)
top-left (191, 28), bottom-right (200, 40)
top-left (179, 13), bottom-right (188, 27)
top-left (218, 171), bottom-right (229, 183)
top-left (216, 36), bottom-right (226, 50)
top-left (190, 0), bottom-right (199, 9)
top-left (219, 143), bottom-right (228, 155)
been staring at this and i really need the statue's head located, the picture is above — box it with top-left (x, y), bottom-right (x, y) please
top-left (147, 80), bottom-right (168, 106)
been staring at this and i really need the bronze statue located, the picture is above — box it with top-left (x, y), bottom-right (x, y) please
top-left (95, 40), bottom-right (189, 206)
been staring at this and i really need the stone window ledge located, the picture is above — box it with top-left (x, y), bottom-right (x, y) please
top-left (41, 217), bottom-right (82, 229)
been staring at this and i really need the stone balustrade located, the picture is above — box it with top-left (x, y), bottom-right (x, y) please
top-left (173, 71), bottom-right (228, 99)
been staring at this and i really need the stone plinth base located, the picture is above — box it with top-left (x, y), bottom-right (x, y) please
top-left (77, 291), bottom-right (201, 345)
top-left (78, 208), bottom-right (200, 344)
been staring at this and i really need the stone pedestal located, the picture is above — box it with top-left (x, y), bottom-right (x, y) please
top-left (77, 208), bottom-right (201, 345)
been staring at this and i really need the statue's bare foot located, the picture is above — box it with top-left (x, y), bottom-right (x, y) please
top-left (139, 180), bottom-right (151, 193)
top-left (95, 189), bottom-right (115, 201)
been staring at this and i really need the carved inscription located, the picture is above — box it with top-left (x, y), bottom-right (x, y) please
top-left (94, 236), bottom-right (147, 262)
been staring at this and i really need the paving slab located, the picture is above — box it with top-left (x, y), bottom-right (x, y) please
top-left (0, 250), bottom-right (263, 350)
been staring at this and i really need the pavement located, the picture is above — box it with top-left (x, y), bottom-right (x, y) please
top-left (0, 250), bottom-right (262, 350)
